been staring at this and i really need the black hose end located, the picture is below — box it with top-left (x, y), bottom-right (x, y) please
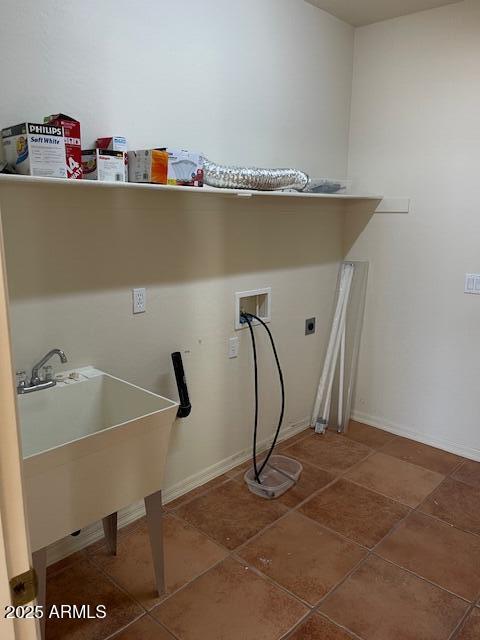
top-left (171, 351), bottom-right (192, 419)
top-left (177, 403), bottom-right (192, 418)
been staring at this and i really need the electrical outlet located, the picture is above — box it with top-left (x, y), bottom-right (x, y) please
top-left (228, 336), bottom-right (240, 358)
top-left (305, 317), bottom-right (316, 335)
top-left (132, 287), bottom-right (146, 314)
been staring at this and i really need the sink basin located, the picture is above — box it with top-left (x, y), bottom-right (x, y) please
top-left (18, 368), bottom-right (178, 551)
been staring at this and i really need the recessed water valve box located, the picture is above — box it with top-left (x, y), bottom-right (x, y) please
top-left (235, 288), bottom-right (271, 330)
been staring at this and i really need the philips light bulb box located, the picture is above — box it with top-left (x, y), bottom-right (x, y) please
top-left (82, 149), bottom-right (126, 182)
top-left (1, 122), bottom-right (67, 178)
top-left (44, 114), bottom-right (82, 179)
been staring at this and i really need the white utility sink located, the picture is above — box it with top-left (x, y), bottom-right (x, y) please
top-left (18, 368), bottom-right (178, 551)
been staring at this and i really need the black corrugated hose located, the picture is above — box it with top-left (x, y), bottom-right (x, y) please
top-left (240, 312), bottom-right (285, 485)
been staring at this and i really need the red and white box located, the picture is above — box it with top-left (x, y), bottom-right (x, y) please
top-left (96, 136), bottom-right (128, 180)
top-left (96, 136), bottom-right (127, 152)
top-left (44, 114), bottom-right (82, 179)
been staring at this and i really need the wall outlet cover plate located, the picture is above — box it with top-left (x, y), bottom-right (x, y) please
top-left (133, 287), bottom-right (146, 313)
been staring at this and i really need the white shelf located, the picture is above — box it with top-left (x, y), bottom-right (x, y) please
top-left (0, 174), bottom-right (409, 212)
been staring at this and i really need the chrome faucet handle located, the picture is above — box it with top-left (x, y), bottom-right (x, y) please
top-left (42, 365), bottom-right (54, 382)
top-left (16, 370), bottom-right (27, 391)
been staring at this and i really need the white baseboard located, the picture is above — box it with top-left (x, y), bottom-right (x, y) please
top-left (46, 417), bottom-right (311, 565)
top-left (351, 410), bottom-right (480, 463)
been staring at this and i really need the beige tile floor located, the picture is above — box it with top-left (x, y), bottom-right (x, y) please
top-left (44, 421), bottom-right (480, 640)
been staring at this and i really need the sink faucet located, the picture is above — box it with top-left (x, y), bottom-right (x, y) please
top-left (17, 349), bottom-right (68, 394)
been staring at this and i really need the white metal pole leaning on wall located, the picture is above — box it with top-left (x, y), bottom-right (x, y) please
top-left (0, 208), bottom-right (40, 640)
top-left (310, 265), bottom-right (349, 426)
top-left (321, 270), bottom-right (352, 424)
top-left (338, 326), bottom-right (346, 429)
top-left (311, 262), bottom-right (354, 433)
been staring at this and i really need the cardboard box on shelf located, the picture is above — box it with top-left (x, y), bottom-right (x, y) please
top-left (1, 122), bottom-right (67, 178)
top-left (166, 149), bottom-right (203, 187)
top-left (44, 113), bottom-right (82, 179)
top-left (96, 136), bottom-right (128, 180)
top-left (82, 149), bottom-right (126, 182)
top-left (96, 136), bottom-right (127, 152)
top-left (127, 149), bottom-right (169, 184)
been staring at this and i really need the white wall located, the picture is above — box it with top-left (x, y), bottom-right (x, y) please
top-left (346, 0), bottom-right (480, 459)
top-left (0, 0), bottom-right (355, 500)
top-left (0, 0), bottom-right (352, 176)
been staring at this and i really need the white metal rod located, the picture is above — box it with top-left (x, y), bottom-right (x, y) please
top-left (313, 263), bottom-right (353, 429)
top-left (321, 276), bottom-right (351, 421)
top-left (338, 325), bottom-right (346, 429)
top-left (311, 264), bottom-right (352, 425)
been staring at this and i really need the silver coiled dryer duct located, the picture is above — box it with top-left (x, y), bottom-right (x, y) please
top-left (203, 158), bottom-right (309, 191)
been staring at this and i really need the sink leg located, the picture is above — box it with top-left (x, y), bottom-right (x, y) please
top-left (32, 547), bottom-right (47, 640)
top-left (102, 512), bottom-right (118, 556)
top-left (144, 489), bottom-right (165, 597)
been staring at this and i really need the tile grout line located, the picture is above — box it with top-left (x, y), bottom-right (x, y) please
top-left (165, 475), bottom-right (233, 512)
top-left (415, 471), bottom-right (480, 540)
top-left (149, 554), bottom-right (231, 610)
top-left (102, 612), bottom-right (180, 640)
top-left (121, 436), bottom-right (478, 639)
top-left (363, 461), bottom-right (480, 601)
top-left (97, 608), bottom-right (145, 640)
top-left (167, 429), bottom-right (314, 508)
top-left (84, 552), bottom-right (158, 616)
top-left (152, 552), bottom-right (311, 640)
top-left (235, 506), bottom-right (371, 557)
top-left (163, 431), bottom-right (473, 622)
top-left (145, 612), bottom-right (182, 640)
top-left (169, 437), bottom-right (378, 565)
top-left (373, 432), bottom-right (467, 473)
top-left (227, 446), bottom-right (381, 554)
top-left (53, 429), bottom-right (477, 640)
top-left (226, 433), bottom-right (475, 636)
top-left (166, 510), bottom-right (232, 555)
top-left (230, 551), bottom-right (313, 608)
top-left (275, 430), bottom-right (478, 637)
top-left (308, 551), bottom-right (372, 618)
top-left (228, 434), bottom-right (383, 623)
top-left (164, 429), bottom-right (350, 553)
top-left (90, 535), bottom-right (231, 617)
top-left (370, 552), bottom-right (473, 604)
top-left (147, 433), bottom-right (379, 639)
top-left (447, 603), bottom-right (476, 640)
top-left (306, 610), bottom-right (367, 640)
top-left (302, 443), bottom-right (478, 637)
